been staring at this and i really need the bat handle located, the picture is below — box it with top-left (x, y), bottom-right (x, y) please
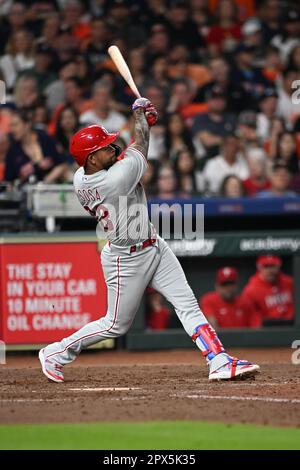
top-left (132, 87), bottom-right (141, 99)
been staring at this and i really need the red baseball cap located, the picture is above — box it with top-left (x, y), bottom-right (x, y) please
top-left (216, 267), bottom-right (238, 284)
top-left (257, 255), bottom-right (282, 268)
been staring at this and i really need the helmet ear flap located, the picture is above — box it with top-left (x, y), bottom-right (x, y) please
top-left (111, 143), bottom-right (122, 157)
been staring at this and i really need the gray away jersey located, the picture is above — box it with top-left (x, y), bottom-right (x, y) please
top-left (73, 146), bottom-right (155, 246)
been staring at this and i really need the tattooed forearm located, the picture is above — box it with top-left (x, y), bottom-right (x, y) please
top-left (132, 108), bottom-right (150, 158)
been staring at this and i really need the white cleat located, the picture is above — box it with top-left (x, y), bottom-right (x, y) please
top-left (209, 356), bottom-right (260, 381)
top-left (39, 348), bottom-right (64, 383)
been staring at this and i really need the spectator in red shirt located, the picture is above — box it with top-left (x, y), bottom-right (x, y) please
top-left (242, 255), bottom-right (294, 324)
top-left (200, 267), bottom-right (260, 328)
top-left (207, 0), bottom-right (241, 57)
top-left (146, 288), bottom-right (171, 331)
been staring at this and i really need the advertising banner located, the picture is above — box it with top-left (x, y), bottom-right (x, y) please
top-left (0, 242), bottom-right (107, 344)
top-left (167, 230), bottom-right (300, 257)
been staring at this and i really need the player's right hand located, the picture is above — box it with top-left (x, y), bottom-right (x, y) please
top-left (145, 103), bottom-right (158, 127)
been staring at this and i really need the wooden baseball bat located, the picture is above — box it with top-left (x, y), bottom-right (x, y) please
top-left (108, 45), bottom-right (141, 98)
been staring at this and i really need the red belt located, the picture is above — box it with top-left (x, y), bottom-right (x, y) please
top-left (130, 238), bottom-right (156, 253)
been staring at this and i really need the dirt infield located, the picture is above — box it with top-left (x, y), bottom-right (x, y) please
top-left (1, 348), bottom-right (300, 427)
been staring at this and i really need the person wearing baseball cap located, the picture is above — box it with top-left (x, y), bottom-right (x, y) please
top-left (241, 18), bottom-right (265, 68)
top-left (199, 267), bottom-right (260, 329)
top-left (242, 255), bottom-right (294, 324)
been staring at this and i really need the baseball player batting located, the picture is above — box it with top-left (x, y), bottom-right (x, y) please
top-left (39, 98), bottom-right (260, 382)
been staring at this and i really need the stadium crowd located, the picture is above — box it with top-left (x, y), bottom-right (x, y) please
top-left (0, 0), bottom-right (300, 198)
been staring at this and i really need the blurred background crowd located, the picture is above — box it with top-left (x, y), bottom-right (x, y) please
top-left (0, 0), bottom-right (300, 199)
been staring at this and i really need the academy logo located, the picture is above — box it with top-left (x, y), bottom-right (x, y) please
top-left (240, 237), bottom-right (300, 252)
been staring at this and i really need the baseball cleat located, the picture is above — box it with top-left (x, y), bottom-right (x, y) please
top-left (39, 348), bottom-right (64, 383)
top-left (209, 356), bottom-right (260, 381)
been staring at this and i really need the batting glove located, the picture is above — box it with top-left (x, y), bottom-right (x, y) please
top-left (145, 103), bottom-right (158, 127)
top-left (132, 98), bottom-right (158, 126)
top-left (131, 97), bottom-right (151, 111)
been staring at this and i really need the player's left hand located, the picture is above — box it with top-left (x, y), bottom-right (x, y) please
top-left (131, 97), bottom-right (150, 111)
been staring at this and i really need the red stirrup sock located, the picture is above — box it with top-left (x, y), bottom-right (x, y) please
top-left (192, 323), bottom-right (225, 361)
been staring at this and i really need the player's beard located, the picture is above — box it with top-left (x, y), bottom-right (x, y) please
top-left (103, 152), bottom-right (117, 169)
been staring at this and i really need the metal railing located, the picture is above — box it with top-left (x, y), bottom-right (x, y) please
top-left (25, 184), bottom-right (87, 218)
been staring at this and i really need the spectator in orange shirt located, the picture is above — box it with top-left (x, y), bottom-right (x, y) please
top-left (146, 288), bottom-right (171, 331)
top-left (200, 267), bottom-right (260, 329)
top-left (242, 255), bottom-right (294, 324)
top-left (62, 0), bottom-right (91, 44)
top-left (167, 44), bottom-right (211, 88)
top-left (167, 78), bottom-right (207, 124)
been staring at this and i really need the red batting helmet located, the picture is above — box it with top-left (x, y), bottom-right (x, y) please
top-left (70, 125), bottom-right (119, 166)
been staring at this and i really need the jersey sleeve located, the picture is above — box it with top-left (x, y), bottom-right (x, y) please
top-left (106, 146), bottom-right (148, 194)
